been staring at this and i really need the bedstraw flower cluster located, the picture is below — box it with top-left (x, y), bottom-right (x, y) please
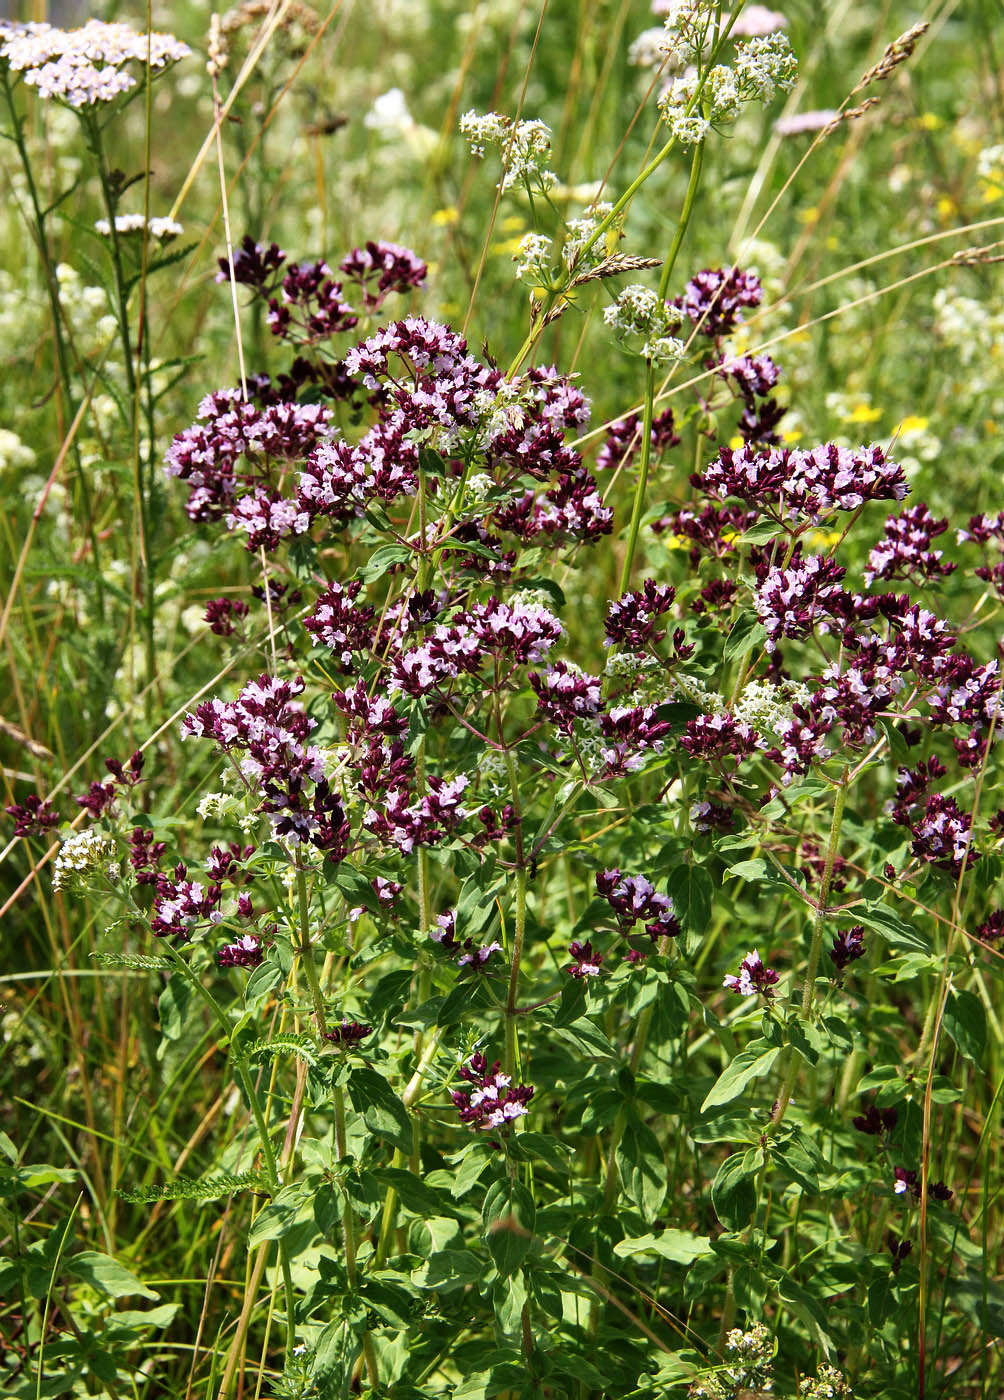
top-left (460, 111), bottom-right (557, 194)
top-left (603, 284), bottom-right (685, 364)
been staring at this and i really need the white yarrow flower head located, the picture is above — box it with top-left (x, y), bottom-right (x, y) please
top-left (460, 110), bottom-right (557, 193)
top-left (0, 18), bottom-right (190, 108)
top-left (52, 828), bottom-right (120, 893)
top-left (94, 214), bottom-right (183, 241)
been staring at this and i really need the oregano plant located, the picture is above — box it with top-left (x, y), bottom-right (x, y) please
top-left (4, 8), bottom-right (1004, 1400)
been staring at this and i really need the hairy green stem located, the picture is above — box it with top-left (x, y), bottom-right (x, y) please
top-left (618, 135), bottom-right (705, 596)
top-left (771, 777), bottom-right (849, 1131)
top-left (505, 868), bottom-right (529, 1079)
top-left (296, 867), bottom-right (327, 1034)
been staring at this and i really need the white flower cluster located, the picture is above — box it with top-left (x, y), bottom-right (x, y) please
top-left (94, 214), bottom-right (184, 240)
top-left (723, 1321), bottom-right (774, 1388)
top-left (628, 27), bottom-right (667, 68)
top-left (460, 110), bottom-right (557, 193)
top-left (734, 33), bottom-right (799, 102)
top-left (0, 429), bottom-right (36, 472)
top-left (734, 677), bottom-right (811, 733)
top-left (657, 32), bottom-right (797, 144)
top-left (562, 202), bottom-right (615, 272)
top-left (472, 379), bottom-right (528, 438)
top-left (52, 828), bottom-right (120, 892)
top-left (799, 1365), bottom-right (852, 1399)
top-left (513, 232), bottom-right (553, 284)
top-left (977, 143), bottom-right (1004, 182)
top-left (603, 283), bottom-right (685, 364)
top-left (604, 651), bottom-right (724, 712)
top-left (0, 19), bottom-right (190, 109)
top-left (657, 81), bottom-right (711, 146)
top-left (656, 1), bottom-right (714, 68)
top-left (933, 285), bottom-right (1004, 387)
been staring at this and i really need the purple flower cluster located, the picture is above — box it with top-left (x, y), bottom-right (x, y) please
top-left (829, 925), bottom-right (866, 970)
top-left (865, 503), bottom-right (956, 587)
top-left (604, 580), bottom-right (676, 650)
top-left (853, 1103), bottom-right (897, 1136)
top-left (339, 241), bottom-right (428, 309)
top-left (595, 408), bottom-right (679, 473)
top-left (390, 597), bottom-right (563, 699)
top-left (331, 681), bottom-right (472, 855)
top-left (219, 235), bottom-right (427, 343)
top-left (164, 386), bottom-right (333, 529)
top-left (723, 948), bottom-right (779, 998)
top-left (76, 750), bottom-right (145, 819)
top-left (217, 935), bottom-right (265, 968)
top-left (451, 1052), bottom-right (534, 1134)
top-left (6, 793), bottom-right (60, 838)
top-left (529, 663), bottom-right (603, 731)
top-left (566, 941), bottom-right (603, 977)
top-left (323, 1019), bottom-right (373, 1047)
top-left (303, 581), bottom-right (376, 671)
top-left (718, 353), bottom-right (785, 446)
top-left (680, 713), bottom-right (761, 761)
top-left (204, 597), bottom-right (250, 637)
top-left (182, 675), bottom-right (348, 858)
top-left (674, 266), bottom-right (763, 338)
top-left (151, 864), bottom-right (222, 941)
top-left (697, 442), bottom-right (908, 523)
top-left (595, 869), bottom-right (680, 941)
top-left (596, 705), bottom-right (674, 777)
top-left (909, 794), bottom-right (978, 877)
top-left (754, 555), bottom-right (848, 649)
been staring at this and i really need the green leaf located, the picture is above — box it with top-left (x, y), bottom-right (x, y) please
top-left (311, 1318), bottom-right (360, 1400)
top-left (67, 1251), bottom-right (159, 1300)
top-left (711, 1150), bottom-right (759, 1230)
top-left (325, 862), bottom-right (381, 913)
top-left (243, 958), bottom-right (282, 1010)
top-left (741, 521), bottom-right (784, 546)
top-left (450, 1142), bottom-right (494, 1197)
top-left (493, 1270), bottom-right (528, 1338)
top-left (247, 1181), bottom-right (314, 1248)
top-left (943, 987), bottom-right (986, 1063)
top-left (4, 1163), bottom-right (78, 1192)
top-left (348, 1067), bottom-right (412, 1153)
top-left (701, 1041), bottom-right (780, 1112)
top-left (787, 1016), bottom-right (825, 1066)
top-left (355, 544), bottom-right (411, 583)
top-left (157, 973), bottom-right (191, 1042)
top-left (665, 862), bottom-right (713, 933)
top-left (723, 610), bottom-right (767, 664)
top-left (413, 1249), bottom-right (483, 1292)
top-left (613, 1230), bottom-right (713, 1265)
top-left (106, 1303), bottom-right (181, 1331)
top-left (616, 1116), bottom-right (666, 1217)
top-left (482, 1177), bottom-right (535, 1277)
top-left (857, 902), bottom-right (931, 952)
top-left (371, 1167), bottom-right (459, 1219)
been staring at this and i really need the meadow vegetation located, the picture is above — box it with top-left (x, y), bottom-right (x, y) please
top-left (2, 3), bottom-right (1004, 1398)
